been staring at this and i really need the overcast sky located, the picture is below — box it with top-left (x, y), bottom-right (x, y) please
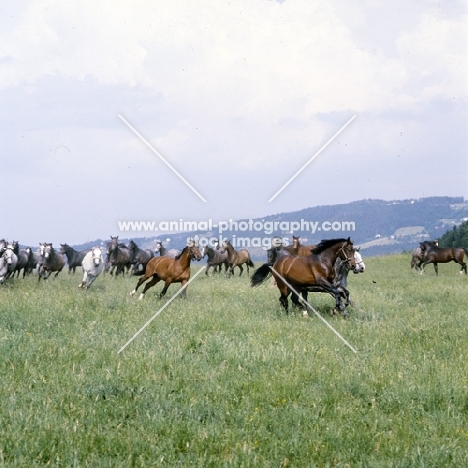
top-left (1, 0), bottom-right (467, 246)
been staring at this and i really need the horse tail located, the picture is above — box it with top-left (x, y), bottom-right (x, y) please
top-left (250, 263), bottom-right (273, 287)
top-left (247, 258), bottom-right (255, 268)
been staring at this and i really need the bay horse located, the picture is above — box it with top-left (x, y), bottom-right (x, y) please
top-left (60, 244), bottom-right (91, 273)
top-left (251, 238), bottom-right (357, 316)
top-left (39, 243), bottom-right (66, 281)
top-left (419, 240), bottom-right (467, 275)
top-left (298, 248), bottom-right (365, 315)
top-left (201, 245), bottom-right (229, 276)
top-left (128, 240), bottom-right (154, 274)
top-left (222, 240), bottom-right (255, 278)
top-left (283, 235), bottom-right (316, 256)
top-left (129, 240), bottom-right (202, 300)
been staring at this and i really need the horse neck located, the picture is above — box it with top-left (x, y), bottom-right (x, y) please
top-left (317, 242), bottom-right (346, 268)
top-left (205, 248), bottom-right (215, 260)
top-left (176, 248), bottom-right (192, 267)
top-left (225, 243), bottom-right (235, 258)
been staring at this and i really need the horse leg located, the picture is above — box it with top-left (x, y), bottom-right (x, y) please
top-left (137, 275), bottom-right (161, 300)
top-left (130, 273), bottom-right (153, 297)
top-left (79, 271), bottom-right (88, 288)
top-left (238, 264), bottom-right (244, 277)
top-left (433, 262), bottom-right (438, 276)
top-left (179, 279), bottom-right (188, 299)
top-left (159, 279), bottom-right (173, 298)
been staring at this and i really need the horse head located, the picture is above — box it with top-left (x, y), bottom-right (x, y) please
top-left (338, 238), bottom-right (356, 270)
top-left (352, 248), bottom-right (365, 273)
top-left (92, 247), bottom-right (103, 266)
top-left (4, 245), bottom-right (16, 264)
top-left (43, 243), bottom-right (54, 259)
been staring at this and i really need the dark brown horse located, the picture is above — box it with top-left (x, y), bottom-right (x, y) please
top-left (129, 240), bottom-right (202, 300)
top-left (38, 243), bottom-right (66, 281)
top-left (251, 238), bottom-right (356, 316)
top-left (222, 240), bottom-right (255, 277)
top-left (419, 240), bottom-right (467, 275)
top-left (107, 236), bottom-right (133, 276)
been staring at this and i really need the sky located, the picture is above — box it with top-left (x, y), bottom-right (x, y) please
top-left (1, 0), bottom-right (467, 246)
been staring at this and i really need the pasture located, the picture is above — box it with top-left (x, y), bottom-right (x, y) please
top-left (0, 254), bottom-right (467, 467)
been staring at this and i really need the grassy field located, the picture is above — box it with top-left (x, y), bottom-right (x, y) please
top-left (0, 254), bottom-right (467, 467)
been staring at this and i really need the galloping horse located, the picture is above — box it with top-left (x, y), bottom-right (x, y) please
top-left (79, 247), bottom-right (104, 289)
top-left (419, 240), bottom-right (467, 275)
top-left (251, 238), bottom-right (357, 316)
top-left (129, 240), bottom-right (202, 300)
top-left (107, 236), bottom-right (133, 276)
top-left (154, 240), bottom-right (182, 258)
top-left (39, 243), bottom-right (66, 281)
top-left (2, 244), bottom-right (18, 280)
top-left (60, 244), bottom-right (91, 273)
top-left (128, 240), bottom-right (154, 274)
top-left (222, 240), bottom-right (255, 278)
top-left (202, 245), bottom-right (229, 276)
top-left (299, 248), bottom-right (365, 315)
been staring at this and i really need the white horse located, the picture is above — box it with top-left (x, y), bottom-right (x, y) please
top-left (79, 247), bottom-right (104, 289)
top-left (0, 255), bottom-right (8, 284)
top-left (3, 244), bottom-right (18, 280)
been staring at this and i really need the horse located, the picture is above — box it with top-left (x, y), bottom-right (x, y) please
top-left (251, 238), bottom-right (357, 316)
top-left (129, 239), bottom-right (202, 300)
top-left (60, 243), bottom-right (91, 273)
top-left (0, 239), bottom-right (7, 256)
top-left (419, 240), bottom-right (467, 275)
top-left (222, 240), bottom-right (255, 278)
top-left (30, 244), bottom-right (45, 275)
top-left (13, 247), bottom-right (34, 278)
top-left (38, 243), bottom-right (66, 281)
top-left (3, 244), bottom-right (18, 280)
top-left (201, 245), bottom-right (229, 276)
top-left (410, 247), bottom-right (424, 271)
top-left (0, 255), bottom-right (8, 284)
top-left (79, 247), bottom-right (104, 289)
top-left (128, 240), bottom-right (154, 274)
top-left (154, 240), bottom-right (182, 258)
top-left (107, 236), bottom-right (133, 276)
top-left (282, 235), bottom-right (316, 256)
top-left (298, 248), bottom-right (365, 315)
top-left (266, 237), bottom-right (294, 263)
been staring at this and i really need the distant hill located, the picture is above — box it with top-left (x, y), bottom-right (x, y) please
top-left (74, 196), bottom-right (468, 260)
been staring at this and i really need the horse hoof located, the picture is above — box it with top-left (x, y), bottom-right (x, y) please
top-left (138, 294), bottom-right (145, 301)
top-left (302, 310), bottom-right (309, 317)
top-left (129, 290), bottom-right (136, 297)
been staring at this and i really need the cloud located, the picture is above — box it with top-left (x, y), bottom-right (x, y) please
top-left (0, 0), bottom-right (466, 245)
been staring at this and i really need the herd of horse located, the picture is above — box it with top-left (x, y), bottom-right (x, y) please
top-left (1, 234), bottom-right (466, 317)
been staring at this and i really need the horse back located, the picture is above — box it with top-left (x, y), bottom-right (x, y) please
top-left (145, 255), bottom-right (190, 280)
top-left (274, 255), bottom-right (318, 285)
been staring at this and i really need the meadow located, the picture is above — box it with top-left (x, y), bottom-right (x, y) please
top-left (0, 254), bottom-right (467, 467)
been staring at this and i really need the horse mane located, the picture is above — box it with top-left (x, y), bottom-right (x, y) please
top-left (175, 246), bottom-right (188, 260)
top-left (311, 238), bottom-right (348, 255)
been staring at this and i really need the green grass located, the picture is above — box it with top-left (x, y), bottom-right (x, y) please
top-left (0, 255), bottom-right (467, 466)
